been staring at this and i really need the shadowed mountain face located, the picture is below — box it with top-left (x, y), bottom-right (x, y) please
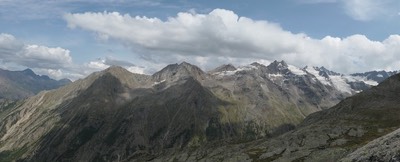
top-left (0, 65), bottom-right (231, 161)
top-left (29, 75), bottom-right (227, 162)
top-left (0, 68), bottom-right (71, 100)
top-left (0, 62), bottom-right (398, 161)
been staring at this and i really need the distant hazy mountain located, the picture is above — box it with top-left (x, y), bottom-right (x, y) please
top-left (351, 70), bottom-right (398, 83)
top-left (0, 68), bottom-right (71, 100)
top-left (0, 62), bottom-right (398, 161)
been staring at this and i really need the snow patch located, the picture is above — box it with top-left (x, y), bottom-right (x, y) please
top-left (153, 79), bottom-right (166, 86)
top-left (268, 74), bottom-right (283, 78)
top-left (267, 74), bottom-right (284, 86)
top-left (305, 66), bottom-right (331, 85)
top-left (288, 65), bottom-right (306, 75)
top-left (329, 75), bottom-right (352, 94)
top-left (363, 80), bottom-right (379, 86)
top-left (214, 65), bottom-right (257, 76)
top-left (344, 75), bottom-right (379, 86)
top-left (215, 71), bottom-right (236, 76)
top-left (236, 65), bottom-right (258, 71)
top-left (377, 74), bottom-right (383, 78)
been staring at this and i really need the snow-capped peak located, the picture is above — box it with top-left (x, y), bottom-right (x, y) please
top-left (211, 60), bottom-right (398, 95)
top-left (212, 64), bottom-right (257, 76)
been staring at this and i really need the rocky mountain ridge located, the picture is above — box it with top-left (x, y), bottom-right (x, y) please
top-left (210, 60), bottom-right (397, 94)
top-left (0, 61), bottom-right (398, 161)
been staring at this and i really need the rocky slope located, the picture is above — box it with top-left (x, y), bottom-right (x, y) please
top-left (152, 72), bottom-right (400, 161)
top-left (0, 62), bottom-right (397, 161)
top-left (341, 127), bottom-right (400, 161)
top-left (0, 68), bottom-right (71, 100)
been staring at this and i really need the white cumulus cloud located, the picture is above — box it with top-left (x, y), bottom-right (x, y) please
top-left (64, 9), bottom-right (400, 74)
top-left (0, 33), bottom-right (112, 81)
top-left (0, 33), bottom-right (73, 69)
top-left (0, 33), bottom-right (145, 80)
top-left (85, 57), bottom-right (145, 74)
top-left (64, 9), bottom-right (309, 59)
top-left (0, 33), bottom-right (79, 80)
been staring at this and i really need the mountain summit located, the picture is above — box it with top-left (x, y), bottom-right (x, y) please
top-left (209, 64), bottom-right (237, 74)
top-left (152, 61), bottom-right (207, 82)
top-left (21, 68), bottom-right (36, 76)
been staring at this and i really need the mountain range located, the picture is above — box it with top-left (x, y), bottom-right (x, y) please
top-left (155, 70), bottom-right (400, 162)
top-left (0, 61), bottom-right (398, 161)
top-left (0, 68), bottom-right (71, 100)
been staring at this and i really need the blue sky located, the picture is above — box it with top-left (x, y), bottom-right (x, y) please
top-left (0, 0), bottom-right (399, 80)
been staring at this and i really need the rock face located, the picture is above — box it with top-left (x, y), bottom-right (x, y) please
top-left (0, 62), bottom-right (398, 161)
top-left (0, 68), bottom-right (71, 100)
top-left (341, 127), bottom-right (400, 162)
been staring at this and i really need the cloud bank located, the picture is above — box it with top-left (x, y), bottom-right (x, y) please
top-left (0, 33), bottom-right (72, 68)
top-left (64, 9), bottom-right (400, 74)
top-left (85, 57), bottom-right (145, 74)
